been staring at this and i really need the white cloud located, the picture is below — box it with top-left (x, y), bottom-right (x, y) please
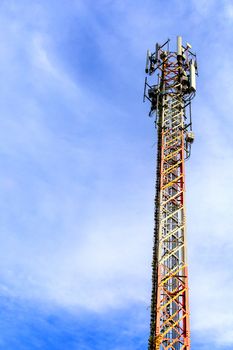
top-left (224, 0), bottom-right (233, 19)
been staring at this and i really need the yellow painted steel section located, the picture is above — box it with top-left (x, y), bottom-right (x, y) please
top-left (161, 314), bottom-right (186, 338)
top-left (163, 147), bottom-right (182, 162)
top-left (162, 263), bottom-right (186, 282)
top-left (163, 160), bottom-right (182, 175)
top-left (161, 207), bottom-right (182, 222)
top-left (162, 174), bottom-right (183, 190)
top-left (160, 288), bottom-right (187, 312)
top-left (163, 191), bottom-right (183, 205)
top-left (160, 243), bottom-right (185, 264)
top-left (161, 225), bottom-right (185, 242)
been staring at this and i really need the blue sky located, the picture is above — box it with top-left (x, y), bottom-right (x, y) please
top-left (0, 0), bottom-right (232, 349)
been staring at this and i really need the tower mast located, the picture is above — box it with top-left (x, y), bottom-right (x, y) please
top-left (144, 37), bottom-right (197, 350)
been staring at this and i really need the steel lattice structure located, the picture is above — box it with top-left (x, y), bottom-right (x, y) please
top-left (143, 37), bottom-right (198, 350)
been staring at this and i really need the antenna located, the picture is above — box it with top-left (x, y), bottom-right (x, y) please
top-left (145, 49), bottom-right (151, 74)
top-left (177, 35), bottom-right (182, 56)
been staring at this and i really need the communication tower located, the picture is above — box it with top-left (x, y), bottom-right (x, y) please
top-left (143, 36), bottom-right (198, 350)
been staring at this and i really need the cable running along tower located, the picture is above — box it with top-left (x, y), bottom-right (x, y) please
top-left (143, 37), bottom-right (198, 350)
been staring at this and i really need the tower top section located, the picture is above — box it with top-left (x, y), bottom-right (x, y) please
top-left (144, 36), bottom-right (198, 111)
top-left (145, 36), bottom-right (197, 92)
top-left (143, 36), bottom-right (198, 159)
